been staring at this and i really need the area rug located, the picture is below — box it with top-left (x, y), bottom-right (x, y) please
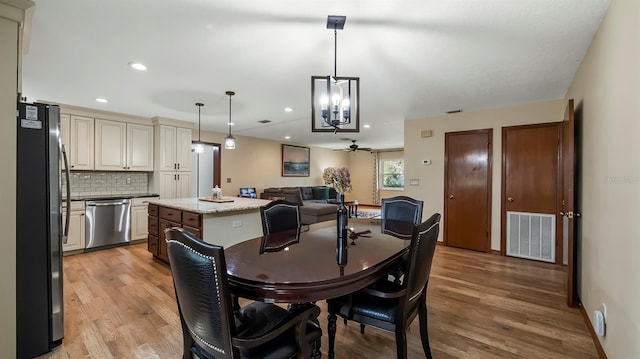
top-left (354, 210), bottom-right (381, 219)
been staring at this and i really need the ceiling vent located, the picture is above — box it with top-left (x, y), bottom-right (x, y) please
top-left (258, 120), bottom-right (271, 124)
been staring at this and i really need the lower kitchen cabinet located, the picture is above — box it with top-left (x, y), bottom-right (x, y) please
top-left (131, 197), bottom-right (159, 240)
top-left (147, 204), bottom-right (202, 263)
top-left (62, 200), bottom-right (85, 252)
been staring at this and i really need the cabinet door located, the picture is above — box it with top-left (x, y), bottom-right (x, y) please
top-left (70, 115), bottom-right (94, 170)
top-left (62, 211), bottom-right (85, 252)
top-left (176, 173), bottom-right (191, 199)
top-left (60, 114), bottom-right (70, 171)
top-left (127, 124), bottom-right (154, 171)
top-left (159, 125), bottom-right (177, 171)
top-left (158, 218), bottom-right (180, 262)
top-left (131, 205), bottom-right (149, 240)
top-left (94, 119), bottom-right (126, 171)
top-left (159, 172), bottom-right (177, 199)
top-left (176, 127), bottom-right (192, 172)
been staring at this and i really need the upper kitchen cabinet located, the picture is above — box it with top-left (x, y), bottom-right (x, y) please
top-left (158, 125), bottom-right (192, 172)
top-left (94, 119), bottom-right (153, 171)
top-left (61, 115), bottom-right (94, 170)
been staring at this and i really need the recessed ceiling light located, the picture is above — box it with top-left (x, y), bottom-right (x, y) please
top-left (284, 136), bottom-right (291, 139)
top-left (129, 62), bottom-right (147, 71)
top-left (284, 107), bottom-right (293, 112)
top-left (363, 124), bottom-right (371, 128)
top-left (95, 98), bottom-right (108, 103)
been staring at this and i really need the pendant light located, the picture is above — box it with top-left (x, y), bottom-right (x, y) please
top-left (192, 102), bottom-right (205, 153)
top-left (224, 90), bottom-right (236, 150)
top-left (311, 15), bottom-right (360, 134)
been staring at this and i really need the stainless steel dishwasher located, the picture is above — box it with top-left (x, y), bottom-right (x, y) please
top-left (85, 198), bottom-right (132, 249)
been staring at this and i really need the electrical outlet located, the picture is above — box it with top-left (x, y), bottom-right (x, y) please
top-left (232, 220), bottom-right (242, 228)
top-left (126, 177), bottom-right (131, 185)
top-left (227, 177), bottom-right (232, 183)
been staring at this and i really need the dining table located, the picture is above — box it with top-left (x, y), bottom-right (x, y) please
top-left (224, 217), bottom-right (414, 358)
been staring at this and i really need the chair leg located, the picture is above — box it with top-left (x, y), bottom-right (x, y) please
top-left (311, 338), bottom-right (322, 359)
top-left (419, 302), bottom-right (433, 359)
top-left (360, 323), bottom-right (365, 334)
top-left (395, 326), bottom-right (408, 359)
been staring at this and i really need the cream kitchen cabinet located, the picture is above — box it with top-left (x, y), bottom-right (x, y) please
top-left (131, 196), bottom-right (159, 240)
top-left (94, 119), bottom-right (153, 171)
top-left (158, 125), bottom-right (192, 172)
top-left (62, 200), bottom-right (85, 252)
top-left (159, 172), bottom-right (191, 199)
top-left (61, 114), bottom-right (94, 170)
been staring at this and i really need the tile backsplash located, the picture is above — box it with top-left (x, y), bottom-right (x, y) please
top-left (63, 171), bottom-right (148, 197)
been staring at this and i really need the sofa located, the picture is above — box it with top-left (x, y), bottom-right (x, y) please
top-left (260, 186), bottom-right (339, 224)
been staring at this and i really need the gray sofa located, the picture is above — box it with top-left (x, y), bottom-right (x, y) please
top-left (260, 186), bottom-right (339, 224)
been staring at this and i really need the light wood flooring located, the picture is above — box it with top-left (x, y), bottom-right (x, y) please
top-left (39, 243), bottom-right (598, 359)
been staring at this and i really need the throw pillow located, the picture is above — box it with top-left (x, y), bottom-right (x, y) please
top-left (301, 187), bottom-right (314, 200)
top-left (313, 186), bottom-right (330, 200)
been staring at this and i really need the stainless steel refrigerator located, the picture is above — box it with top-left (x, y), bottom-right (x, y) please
top-left (16, 102), bottom-right (67, 358)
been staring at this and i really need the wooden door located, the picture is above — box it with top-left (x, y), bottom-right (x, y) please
top-left (502, 123), bottom-right (562, 263)
top-left (562, 99), bottom-right (579, 307)
top-left (444, 129), bottom-right (492, 252)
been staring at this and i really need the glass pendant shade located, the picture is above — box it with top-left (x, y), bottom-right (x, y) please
top-left (224, 135), bottom-right (236, 150)
top-left (193, 142), bottom-right (205, 153)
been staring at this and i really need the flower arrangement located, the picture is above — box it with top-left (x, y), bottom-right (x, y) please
top-left (323, 167), bottom-right (352, 195)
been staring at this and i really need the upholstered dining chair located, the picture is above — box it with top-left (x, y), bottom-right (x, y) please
top-left (327, 213), bottom-right (441, 359)
top-left (380, 196), bottom-right (424, 239)
top-left (165, 228), bottom-right (322, 359)
top-left (260, 200), bottom-right (301, 235)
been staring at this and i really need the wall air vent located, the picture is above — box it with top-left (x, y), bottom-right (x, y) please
top-left (258, 120), bottom-right (271, 124)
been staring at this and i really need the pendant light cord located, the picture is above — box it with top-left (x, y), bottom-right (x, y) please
top-left (334, 28), bottom-right (338, 78)
top-left (228, 94), bottom-right (232, 136)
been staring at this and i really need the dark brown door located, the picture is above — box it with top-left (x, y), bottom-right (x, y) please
top-left (562, 99), bottom-right (579, 307)
top-left (444, 129), bottom-right (492, 252)
top-left (501, 123), bottom-right (562, 263)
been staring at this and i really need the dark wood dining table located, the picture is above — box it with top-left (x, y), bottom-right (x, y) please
top-left (224, 218), bottom-right (414, 358)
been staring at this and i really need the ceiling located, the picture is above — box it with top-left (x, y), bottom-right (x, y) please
top-left (22, 0), bottom-right (610, 151)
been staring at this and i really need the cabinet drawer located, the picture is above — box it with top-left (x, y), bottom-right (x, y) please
top-left (182, 225), bottom-right (201, 239)
top-left (148, 215), bottom-right (159, 235)
top-left (182, 211), bottom-right (201, 228)
top-left (160, 207), bottom-right (181, 222)
top-left (63, 200), bottom-right (85, 211)
top-left (132, 197), bottom-right (158, 206)
top-left (148, 204), bottom-right (158, 217)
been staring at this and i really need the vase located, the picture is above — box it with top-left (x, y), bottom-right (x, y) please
top-left (336, 194), bottom-right (349, 265)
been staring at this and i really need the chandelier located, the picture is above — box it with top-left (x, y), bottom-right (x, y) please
top-left (311, 15), bottom-right (360, 133)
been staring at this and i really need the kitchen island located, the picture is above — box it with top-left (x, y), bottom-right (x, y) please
top-left (147, 197), bottom-right (271, 263)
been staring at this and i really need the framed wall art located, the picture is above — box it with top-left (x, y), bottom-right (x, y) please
top-left (282, 144), bottom-right (310, 177)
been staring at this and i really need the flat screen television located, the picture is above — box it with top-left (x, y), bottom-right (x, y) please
top-left (239, 187), bottom-right (257, 198)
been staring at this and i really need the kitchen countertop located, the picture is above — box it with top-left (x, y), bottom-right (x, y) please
top-left (65, 193), bottom-right (160, 201)
top-left (148, 197), bottom-right (271, 214)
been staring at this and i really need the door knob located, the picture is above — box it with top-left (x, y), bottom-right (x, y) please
top-left (576, 212), bottom-right (581, 217)
top-left (448, 194), bottom-right (454, 199)
top-left (560, 211), bottom-right (565, 216)
top-left (507, 197), bottom-right (514, 202)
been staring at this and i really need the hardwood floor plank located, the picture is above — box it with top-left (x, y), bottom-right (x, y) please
top-left (38, 243), bottom-right (598, 358)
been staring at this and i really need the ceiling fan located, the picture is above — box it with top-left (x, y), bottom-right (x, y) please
top-left (335, 139), bottom-right (372, 152)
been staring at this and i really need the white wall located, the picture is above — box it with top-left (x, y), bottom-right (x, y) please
top-left (565, 0), bottom-right (640, 357)
top-left (404, 100), bottom-right (565, 248)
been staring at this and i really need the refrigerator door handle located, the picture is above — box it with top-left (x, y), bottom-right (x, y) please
top-left (62, 144), bottom-right (71, 244)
